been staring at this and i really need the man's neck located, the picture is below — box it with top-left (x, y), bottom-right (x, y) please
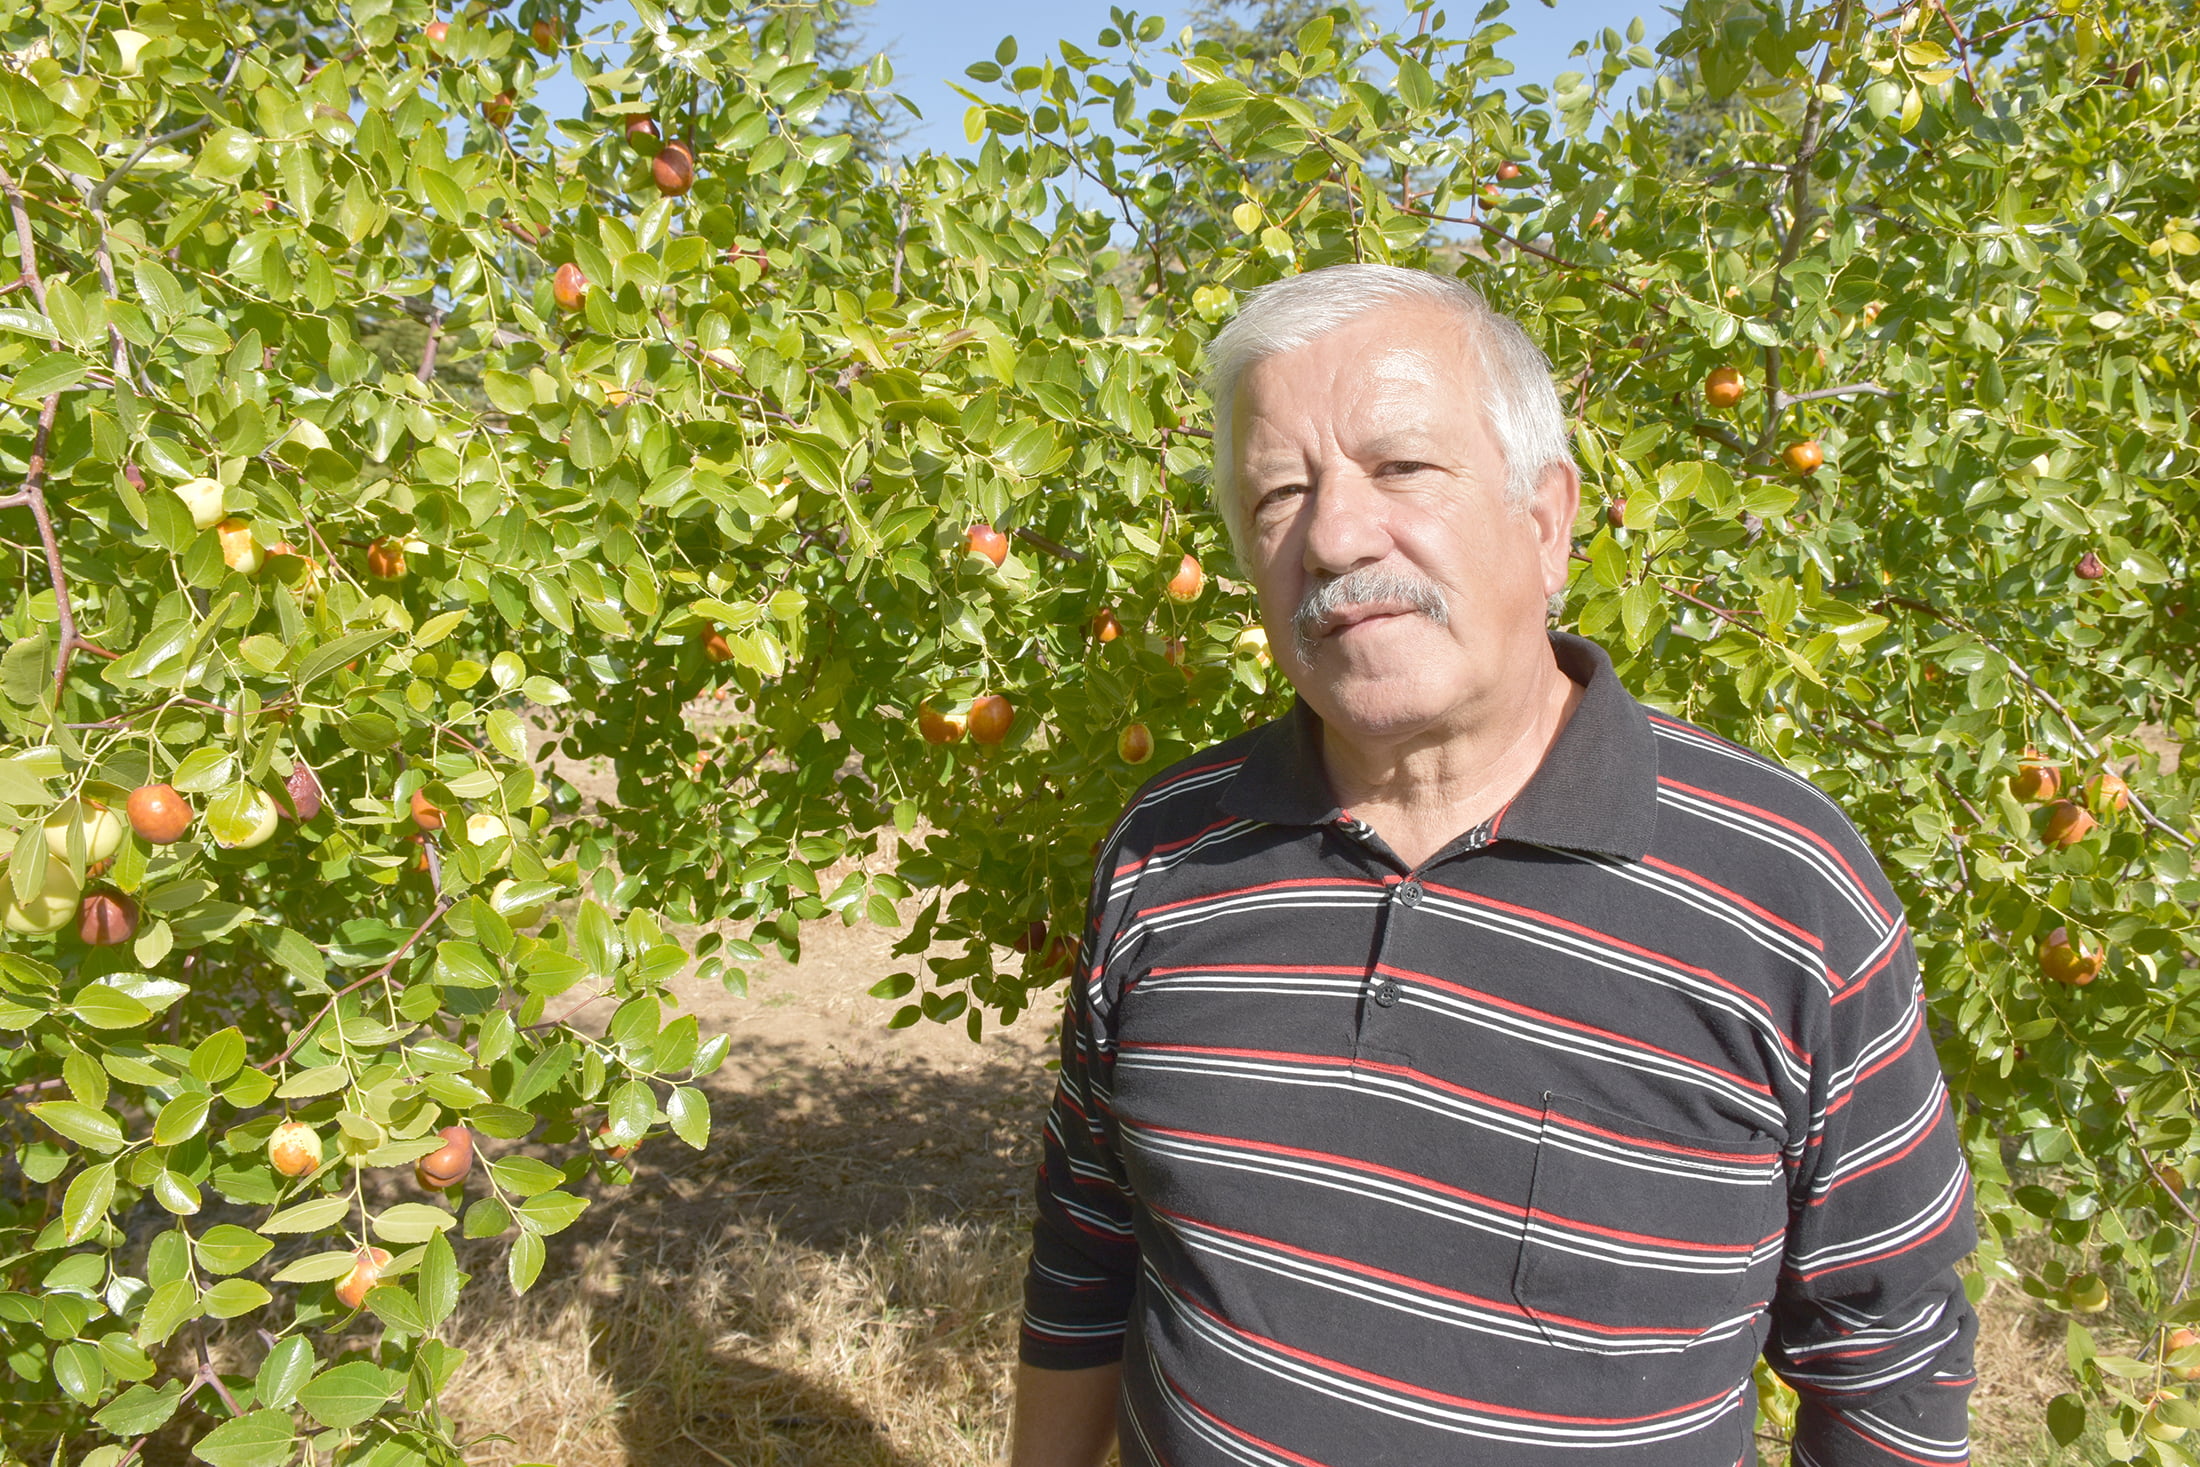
top-left (1318, 646), bottom-right (1584, 871)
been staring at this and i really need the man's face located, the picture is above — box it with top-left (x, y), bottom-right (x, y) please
top-left (1230, 305), bottom-right (1580, 745)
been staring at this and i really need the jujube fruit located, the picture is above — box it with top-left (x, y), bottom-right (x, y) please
top-left (44, 799), bottom-right (125, 863)
top-left (334, 1246), bottom-right (391, 1310)
top-left (77, 892), bottom-right (137, 946)
top-left (267, 1120), bottom-right (323, 1177)
top-left (366, 537), bottom-right (407, 579)
top-left (409, 789), bottom-right (444, 831)
top-left (127, 784), bottom-right (194, 844)
top-left (1783, 440), bottom-right (1824, 475)
top-left (967, 695), bottom-right (1013, 745)
top-left (1704, 366), bottom-right (1744, 409)
top-left (2009, 751), bottom-right (2060, 803)
top-left (1118, 722), bottom-right (1154, 765)
top-left (2043, 801), bottom-right (2096, 849)
top-left (1091, 607), bottom-right (1123, 643)
top-left (415, 1125), bottom-right (474, 1189)
top-left (553, 262), bottom-right (588, 312)
top-left (2038, 925), bottom-right (2104, 985)
top-left (651, 140), bottom-right (695, 196)
top-left (0, 860), bottom-right (80, 935)
top-left (966, 523), bottom-right (1008, 567)
top-left (917, 703), bottom-right (965, 744)
top-left (1165, 553), bottom-right (1205, 603)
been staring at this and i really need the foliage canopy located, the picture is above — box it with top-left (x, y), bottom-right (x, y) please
top-left (2, 0), bottom-right (2198, 1459)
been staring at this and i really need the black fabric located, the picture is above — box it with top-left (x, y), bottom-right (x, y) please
top-left (1021, 633), bottom-right (1976, 1466)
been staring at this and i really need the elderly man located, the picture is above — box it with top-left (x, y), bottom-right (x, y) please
top-left (1010, 264), bottom-right (1976, 1467)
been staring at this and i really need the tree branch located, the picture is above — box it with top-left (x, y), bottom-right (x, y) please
top-left (1403, 206), bottom-right (1661, 309)
top-left (1776, 381), bottom-right (1895, 408)
top-left (1879, 596), bottom-right (2197, 850)
top-left (257, 898), bottom-right (454, 1072)
top-left (1011, 527), bottom-right (1088, 564)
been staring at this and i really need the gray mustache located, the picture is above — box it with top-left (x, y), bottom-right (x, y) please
top-left (1294, 566), bottom-right (1451, 658)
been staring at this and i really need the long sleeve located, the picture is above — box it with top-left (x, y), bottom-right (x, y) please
top-left (1769, 920), bottom-right (1977, 1465)
top-left (1020, 823), bottom-right (1141, 1369)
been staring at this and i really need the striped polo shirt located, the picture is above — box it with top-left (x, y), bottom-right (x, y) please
top-left (1022, 632), bottom-right (1976, 1467)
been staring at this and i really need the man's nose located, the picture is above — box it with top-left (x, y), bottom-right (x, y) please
top-left (1301, 467), bottom-right (1390, 577)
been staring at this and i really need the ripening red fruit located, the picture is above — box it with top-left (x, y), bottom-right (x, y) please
top-left (625, 114), bottom-right (660, 152)
top-left (1166, 553), bottom-right (1204, 603)
top-left (410, 789), bottom-right (444, 832)
top-left (425, 18), bottom-right (449, 44)
top-left (2043, 800), bottom-right (2097, 849)
top-left (553, 262), bottom-right (588, 313)
top-left (2010, 750), bottom-right (2060, 803)
top-left (1605, 499), bottom-right (1627, 529)
top-left (1012, 920), bottom-right (1048, 954)
top-left (2168, 1328), bottom-right (2200, 1382)
top-left (127, 783), bottom-right (194, 844)
top-left (366, 537), bottom-right (407, 580)
top-left (1118, 722), bottom-right (1154, 765)
top-left (965, 523), bottom-right (1009, 567)
top-left (1783, 439), bottom-right (1825, 474)
top-left (2038, 925), bottom-right (2105, 985)
top-left (482, 91), bottom-right (516, 129)
top-left (530, 17), bottom-right (561, 50)
top-left (2087, 771), bottom-right (2131, 813)
top-left (651, 141), bottom-right (696, 196)
top-left (78, 892), bottom-right (137, 946)
top-left (334, 1246), bottom-right (391, 1310)
top-left (415, 1125), bottom-right (475, 1189)
top-left (268, 1120), bottom-right (323, 1177)
top-left (2075, 549), bottom-right (2106, 580)
top-left (1495, 162), bottom-right (1521, 182)
top-left (700, 624), bottom-right (734, 663)
top-left (917, 703), bottom-right (965, 744)
top-left (286, 764), bottom-right (323, 822)
top-left (1091, 607), bottom-right (1123, 643)
top-left (1704, 366), bottom-right (1744, 409)
top-left (968, 694), bottom-right (1013, 745)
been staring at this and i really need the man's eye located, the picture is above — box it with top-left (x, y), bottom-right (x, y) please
top-left (1381, 460), bottom-right (1434, 477)
top-left (1254, 486), bottom-right (1305, 514)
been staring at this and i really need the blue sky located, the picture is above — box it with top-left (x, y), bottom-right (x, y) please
top-left (540, 0), bottom-right (1677, 157)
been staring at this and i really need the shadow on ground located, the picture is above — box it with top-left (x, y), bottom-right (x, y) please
top-left (435, 1031), bottom-right (1056, 1466)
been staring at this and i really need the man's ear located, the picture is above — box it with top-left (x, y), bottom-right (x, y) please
top-left (1528, 459), bottom-right (1583, 599)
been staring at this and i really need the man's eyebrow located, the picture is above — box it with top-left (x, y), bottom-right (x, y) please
top-left (1355, 433), bottom-right (1447, 461)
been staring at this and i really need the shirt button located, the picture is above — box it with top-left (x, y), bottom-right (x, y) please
top-left (1373, 980), bottom-right (1402, 1008)
top-left (1396, 882), bottom-right (1423, 908)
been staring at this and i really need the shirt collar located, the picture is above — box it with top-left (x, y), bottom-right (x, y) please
top-left (1217, 630), bottom-right (1661, 861)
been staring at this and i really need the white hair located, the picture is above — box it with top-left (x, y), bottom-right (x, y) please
top-left (1203, 264), bottom-right (1576, 562)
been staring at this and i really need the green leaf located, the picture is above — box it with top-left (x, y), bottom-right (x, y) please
top-left (11, 351), bottom-right (91, 401)
top-left (29, 1100), bottom-right (125, 1152)
top-left (196, 1224), bottom-right (273, 1275)
top-left (191, 1408), bottom-right (294, 1467)
top-left (508, 1229), bottom-right (545, 1293)
top-left (190, 1026), bottom-right (247, 1083)
top-left (202, 1277), bottom-right (273, 1318)
top-left (95, 1379), bottom-right (187, 1435)
top-left (255, 1336), bottom-right (314, 1410)
top-left (62, 1161), bottom-right (115, 1243)
top-left (486, 1155), bottom-right (565, 1197)
top-left (136, 1278), bottom-right (199, 1348)
top-left (371, 1202), bottom-right (457, 1244)
top-left (667, 1085), bottom-right (709, 1149)
top-left (71, 983), bottom-right (154, 1030)
top-left (606, 1079), bottom-right (654, 1144)
top-left (53, 1339), bottom-right (103, 1404)
top-left (271, 1250), bottom-right (361, 1284)
top-left (297, 1360), bottom-right (401, 1430)
top-left (260, 1195), bottom-right (347, 1233)
top-left (417, 1228), bottom-right (460, 1328)
top-left (292, 627), bottom-right (400, 691)
top-left (153, 1091), bottom-right (212, 1146)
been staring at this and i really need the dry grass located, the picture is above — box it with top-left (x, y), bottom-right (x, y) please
top-left (442, 1215), bottom-right (1024, 1467)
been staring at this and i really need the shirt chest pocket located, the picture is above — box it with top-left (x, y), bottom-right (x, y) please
top-left (1509, 1092), bottom-right (1786, 1356)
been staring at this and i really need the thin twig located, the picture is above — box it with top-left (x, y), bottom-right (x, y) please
top-left (417, 310), bottom-right (442, 383)
top-left (1776, 382), bottom-right (1895, 409)
top-left (1012, 527), bottom-right (1088, 564)
top-left (257, 899), bottom-right (454, 1072)
top-left (1404, 206), bottom-right (1657, 307)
